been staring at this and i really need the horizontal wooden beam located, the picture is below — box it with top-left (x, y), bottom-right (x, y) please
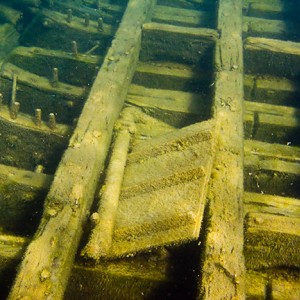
top-left (8, 0), bottom-right (156, 298)
top-left (141, 22), bottom-right (218, 66)
top-left (244, 37), bottom-right (300, 78)
top-left (245, 212), bottom-right (300, 269)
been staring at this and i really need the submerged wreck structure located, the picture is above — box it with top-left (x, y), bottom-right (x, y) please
top-left (0, 0), bottom-right (300, 298)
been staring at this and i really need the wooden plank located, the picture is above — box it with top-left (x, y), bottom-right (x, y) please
top-left (0, 64), bottom-right (86, 124)
top-left (133, 61), bottom-right (212, 92)
top-left (244, 212), bottom-right (300, 269)
top-left (141, 22), bottom-right (218, 66)
top-left (244, 101), bottom-right (300, 144)
top-left (127, 84), bottom-right (210, 116)
top-left (245, 271), bottom-right (267, 299)
top-left (41, 8), bottom-right (116, 37)
top-left (0, 235), bottom-right (29, 274)
top-left (244, 140), bottom-right (300, 163)
top-left (82, 119), bottom-right (217, 259)
top-left (158, 0), bottom-right (212, 9)
top-left (0, 110), bottom-right (69, 173)
top-left (0, 164), bottom-right (52, 234)
top-left (243, 17), bottom-right (298, 41)
top-left (199, 0), bottom-right (246, 299)
top-left (66, 260), bottom-right (170, 300)
top-left (1, 63), bottom-right (85, 99)
top-left (55, 1), bottom-right (124, 24)
top-left (271, 278), bottom-right (300, 300)
top-left (244, 74), bottom-right (299, 107)
top-left (245, 152), bottom-right (300, 197)
top-left (244, 37), bottom-right (300, 78)
top-left (8, 46), bottom-right (102, 86)
top-left (244, 192), bottom-right (300, 218)
top-left (247, 2), bottom-right (291, 19)
top-left (152, 5), bottom-right (214, 28)
top-left (8, 1), bottom-right (156, 299)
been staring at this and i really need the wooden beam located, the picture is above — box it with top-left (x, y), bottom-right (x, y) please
top-left (8, 0), bottom-right (156, 299)
top-left (0, 165), bottom-right (52, 234)
top-left (244, 37), bottom-right (300, 78)
top-left (244, 74), bottom-right (299, 107)
top-left (198, 0), bottom-right (246, 299)
top-left (140, 23), bottom-right (218, 66)
top-left (245, 212), bottom-right (300, 269)
top-left (152, 5), bottom-right (214, 28)
top-left (244, 101), bottom-right (300, 144)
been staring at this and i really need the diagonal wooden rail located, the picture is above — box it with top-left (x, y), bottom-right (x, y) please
top-left (8, 0), bottom-right (156, 298)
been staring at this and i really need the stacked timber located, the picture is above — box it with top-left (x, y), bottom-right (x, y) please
top-left (0, 0), bottom-right (299, 299)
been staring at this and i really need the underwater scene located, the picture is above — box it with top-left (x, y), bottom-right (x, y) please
top-left (0, 0), bottom-right (300, 299)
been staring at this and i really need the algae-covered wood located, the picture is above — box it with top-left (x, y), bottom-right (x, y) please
top-left (8, 0), bottom-right (156, 298)
top-left (83, 118), bottom-right (218, 259)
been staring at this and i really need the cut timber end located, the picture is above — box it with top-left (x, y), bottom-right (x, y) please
top-left (83, 118), bottom-right (218, 260)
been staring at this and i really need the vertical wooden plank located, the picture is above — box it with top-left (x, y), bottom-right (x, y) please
top-left (8, 0), bottom-right (156, 299)
top-left (199, 0), bottom-right (246, 299)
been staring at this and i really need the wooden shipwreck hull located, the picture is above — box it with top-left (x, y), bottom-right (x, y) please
top-left (0, 0), bottom-right (300, 299)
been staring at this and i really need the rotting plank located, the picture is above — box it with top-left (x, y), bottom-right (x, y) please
top-left (152, 5), bottom-right (214, 28)
top-left (244, 212), bottom-right (300, 269)
top-left (247, 2), bottom-right (290, 19)
top-left (0, 110), bottom-right (69, 173)
top-left (244, 37), bottom-right (300, 78)
top-left (243, 17), bottom-right (297, 41)
top-left (82, 115), bottom-right (217, 259)
top-left (245, 271), bottom-right (267, 299)
top-left (244, 101), bottom-right (300, 144)
top-left (8, 0), bottom-right (156, 299)
top-left (271, 278), bottom-right (300, 300)
top-left (244, 192), bottom-right (300, 219)
top-left (127, 84), bottom-right (210, 116)
top-left (0, 164), bottom-right (52, 234)
top-left (133, 61), bottom-right (212, 91)
top-left (198, 0), bottom-right (246, 299)
top-left (244, 74), bottom-right (299, 107)
top-left (140, 22), bottom-right (218, 65)
top-left (244, 152), bottom-right (300, 197)
top-left (244, 139), bottom-right (300, 163)
top-left (8, 46), bottom-right (102, 86)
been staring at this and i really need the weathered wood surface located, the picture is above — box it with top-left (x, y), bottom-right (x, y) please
top-left (244, 101), bottom-right (300, 144)
top-left (244, 74), bottom-right (299, 107)
top-left (1, 63), bottom-right (86, 99)
top-left (244, 139), bottom-right (300, 163)
top-left (8, 0), bottom-right (156, 298)
top-left (141, 22), bottom-right (218, 66)
top-left (83, 118), bottom-right (217, 259)
top-left (244, 37), bottom-right (300, 78)
top-left (271, 277), bottom-right (300, 300)
top-left (152, 5), bottom-right (214, 28)
top-left (0, 64), bottom-right (86, 124)
top-left (9, 46), bottom-right (102, 86)
top-left (0, 108), bottom-right (69, 172)
top-left (245, 212), bottom-right (300, 269)
top-left (133, 61), bottom-right (212, 92)
top-left (0, 164), bottom-right (52, 234)
top-left (245, 148), bottom-right (300, 197)
top-left (41, 8), bottom-right (116, 37)
top-left (7, 0), bottom-right (41, 7)
top-left (199, 0), bottom-right (245, 299)
top-left (127, 84), bottom-right (210, 117)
